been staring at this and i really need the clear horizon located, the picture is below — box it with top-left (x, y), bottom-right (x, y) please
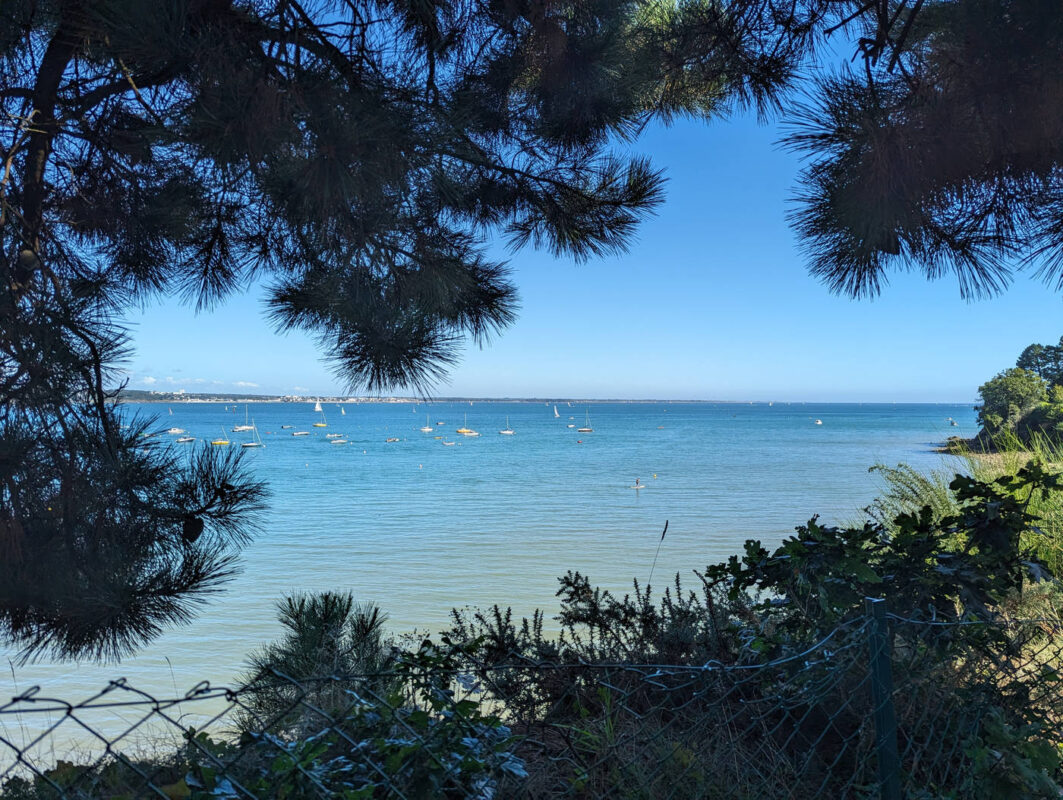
top-left (124, 113), bottom-right (1063, 403)
top-left (127, 390), bottom-right (977, 404)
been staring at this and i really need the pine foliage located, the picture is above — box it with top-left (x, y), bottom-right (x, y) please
top-left (784, 0), bottom-right (1063, 298)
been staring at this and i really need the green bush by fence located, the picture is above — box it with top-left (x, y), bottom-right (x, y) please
top-left (3, 601), bottom-right (1062, 799)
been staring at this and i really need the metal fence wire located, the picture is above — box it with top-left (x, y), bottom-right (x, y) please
top-left (2, 601), bottom-right (1062, 799)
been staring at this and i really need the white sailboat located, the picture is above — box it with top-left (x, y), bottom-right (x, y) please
top-left (499, 417), bottom-right (515, 435)
top-left (553, 405), bottom-right (560, 418)
top-left (241, 420), bottom-right (265, 448)
top-left (340, 406), bottom-right (346, 415)
top-left (578, 409), bottom-right (593, 433)
top-left (232, 404), bottom-right (254, 432)
top-left (313, 400), bottom-right (323, 412)
top-left (420, 414), bottom-right (433, 433)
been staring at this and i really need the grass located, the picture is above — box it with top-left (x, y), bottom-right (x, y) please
top-left (868, 432), bottom-right (1063, 577)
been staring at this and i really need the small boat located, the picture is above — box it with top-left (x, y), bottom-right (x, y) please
top-left (313, 406), bottom-right (328, 428)
top-left (420, 414), bottom-right (433, 433)
top-left (630, 484), bottom-right (646, 490)
top-left (436, 421), bottom-right (444, 425)
top-left (462, 430), bottom-right (480, 437)
top-left (281, 425), bottom-right (294, 429)
top-left (456, 414), bottom-right (473, 434)
top-left (386, 437), bottom-right (400, 443)
top-left (241, 421), bottom-right (265, 448)
top-left (950, 420), bottom-right (959, 426)
top-left (814, 419), bottom-right (823, 425)
top-left (577, 409), bottom-right (593, 433)
top-left (442, 440), bottom-right (456, 446)
top-left (210, 429), bottom-right (230, 446)
top-left (168, 407), bottom-right (173, 415)
top-left (166, 427), bottom-right (185, 434)
top-left (291, 431), bottom-right (310, 437)
top-left (554, 405), bottom-right (560, 418)
top-left (326, 433), bottom-right (343, 438)
top-left (499, 417), bottom-right (515, 435)
top-left (314, 400), bottom-right (322, 412)
top-left (175, 436), bottom-right (195, 443)
top-left (330, 438), bottom-right (348, 444)
top-left (340, 407), bottom-right (346, 416)
top-left (567, 424), bottom-right (575, 428)
top-left (232, 404), bottom-right (254, 432)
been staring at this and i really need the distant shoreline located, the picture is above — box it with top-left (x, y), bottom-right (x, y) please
top-left (118, 390), bottom-right (975, 405)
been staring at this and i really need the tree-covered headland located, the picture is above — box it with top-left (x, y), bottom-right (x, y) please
top-left (956, 337), bottom-right (1063, 451)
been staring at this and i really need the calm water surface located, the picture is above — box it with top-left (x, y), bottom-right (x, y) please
top-left (4, 401), bottom-right (975, 700)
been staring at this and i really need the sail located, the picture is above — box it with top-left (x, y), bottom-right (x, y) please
top-left (314, 401), bottom-right (322, 412)
top-left (554, 405), bottom-right (560, 418)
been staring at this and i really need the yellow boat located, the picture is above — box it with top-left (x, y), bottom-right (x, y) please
top-left (313, 422), bottom-right (327, 427)
top-left (455, 413), bottom-right (473, 434)
top-left (211, 429), bottom-right (230, 446)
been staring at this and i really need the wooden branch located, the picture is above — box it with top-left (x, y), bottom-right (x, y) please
top-left (15, 12), bottom-right (81, 294)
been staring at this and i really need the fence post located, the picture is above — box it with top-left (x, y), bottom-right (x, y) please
top-left (865, 597), bottom-right (902, 800)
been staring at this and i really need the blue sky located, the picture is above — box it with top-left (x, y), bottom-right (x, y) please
top-left (121, 112), bottom-right (1063, 402)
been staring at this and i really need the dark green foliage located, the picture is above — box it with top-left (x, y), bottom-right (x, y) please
top-left (0, 411), bottom-right (267, 662)
top-left (706, 465), bottom-right (1059, 639)
top-left (977, 368), bottom-right (1049, 437)
top-left (784, 0), bottom-right (1063, 299)
top-left (968, 337), bottom-right (1063, 447)
top-left (240, 592), bottom-right (397, 732)
top-left (1018, 340), bottom-right (1063, 386)
top-left (230, 625), bottom-right (524, 799)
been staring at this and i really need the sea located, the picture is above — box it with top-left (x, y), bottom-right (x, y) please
top-left (2, 401), bottom-right (975, 715)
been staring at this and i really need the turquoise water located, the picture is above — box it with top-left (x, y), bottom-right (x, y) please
top-left (3, 401), bottom-right (975, 700)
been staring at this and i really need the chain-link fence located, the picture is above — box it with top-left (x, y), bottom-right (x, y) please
top-left (2, 600), bottom-right (1061, 799)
